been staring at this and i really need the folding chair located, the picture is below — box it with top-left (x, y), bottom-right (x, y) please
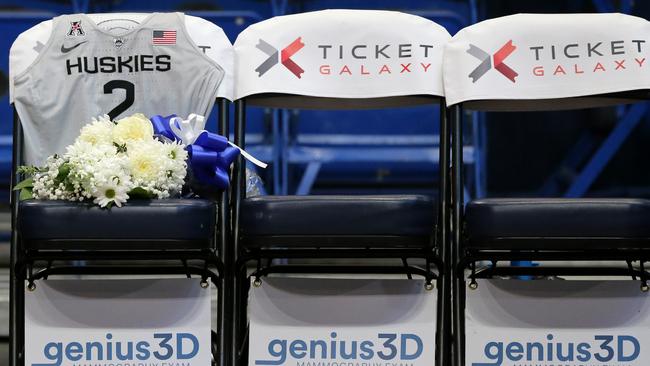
top-left (443, 13), bottom-right (650, 366)
top-left (9, 13), bottom-right (234, 366)
top-left (232, 9), bottom-right (452, 366)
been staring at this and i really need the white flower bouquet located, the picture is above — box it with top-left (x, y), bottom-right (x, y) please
top-left (15, 113), bottom-right (188, 208)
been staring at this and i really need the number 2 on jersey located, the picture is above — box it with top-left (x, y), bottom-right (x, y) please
top-left (103, 80), bottom-right (135, 120)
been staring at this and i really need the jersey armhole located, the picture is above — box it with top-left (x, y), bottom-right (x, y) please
top-left (178, 13), bottom-right (231, 73)
top-left (180, 13), bottom-right (234, 101)
top-left (10, 18), bottom-right (57, 103)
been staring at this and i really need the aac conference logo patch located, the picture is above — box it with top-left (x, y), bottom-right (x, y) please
top-left (67, 21), bottom-right (85, 37)
top-left (256, 37), bottom-right (305, 78)
top-left (467, 40), bottom-right (518, 83)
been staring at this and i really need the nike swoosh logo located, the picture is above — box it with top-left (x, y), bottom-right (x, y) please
top-left (61, 41), bottom-right (88, 53)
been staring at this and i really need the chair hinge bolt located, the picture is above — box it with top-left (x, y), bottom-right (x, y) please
top-left (468, 279), bottom-right (478, 290)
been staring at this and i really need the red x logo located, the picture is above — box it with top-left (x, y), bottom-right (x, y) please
top-left (468, 40), bottom-right (518, 83)
top-left (256, 37), bottom-right (305, 78)
top-left (493, 41), bottom-right (518, 82)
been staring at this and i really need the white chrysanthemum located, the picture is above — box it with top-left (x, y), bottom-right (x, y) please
top-left (66, 139), bottom-right (118, 160)
top-left (163, 141), bottom-right (188, 177)
top-left (93, 178), bottom-right (129, 208)
top-left (166, 141), bottom-right (188, 162)
top-left (112, 113), bottom-right (154, 145)
top-left (78, 115), bottom-right (114, 146)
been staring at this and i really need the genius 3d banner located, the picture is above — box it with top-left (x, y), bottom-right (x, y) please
top-left (248, 278), bottom-right (437, 366)
top-left (466, 280), bottom-right (650, 366)
top-left (25, 279), bottom-right (211, 366)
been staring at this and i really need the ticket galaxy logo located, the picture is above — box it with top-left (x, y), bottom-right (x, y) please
top-left (31, 332), bottom-right (201, 366)
top-left (256, 37), bottom-right (437, 79)
top-left (468, 39), bottom-right (647, 82)
top-left (470, 334), bottom-right (641, 366)
top-left (254, 331), bottom-right (425, 366)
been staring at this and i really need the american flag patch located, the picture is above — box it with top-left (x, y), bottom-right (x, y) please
top-left (152, 30), bottom-right (176, 45)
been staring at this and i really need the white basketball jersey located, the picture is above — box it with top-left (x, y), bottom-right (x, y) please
top-left (12, 13), bottom-right (226, 165)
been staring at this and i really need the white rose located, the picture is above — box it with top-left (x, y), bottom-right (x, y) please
top-left (112, 113), bottom-right (154, 145)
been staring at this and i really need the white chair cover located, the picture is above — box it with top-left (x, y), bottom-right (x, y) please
top-left (444, 13), bottom-right (650, 111)
top-left (234, 9), bottom-right (450, 109)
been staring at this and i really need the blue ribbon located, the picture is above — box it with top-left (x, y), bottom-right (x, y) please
top-left (151, 115), bottom-right (239, 189)
top-left (150, 114), bottom-right (179, 142)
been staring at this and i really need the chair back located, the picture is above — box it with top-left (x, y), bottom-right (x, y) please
top-left (234, 9), bottom-right (450, 109)
top-left (444, 13), bottom-right (650, 111)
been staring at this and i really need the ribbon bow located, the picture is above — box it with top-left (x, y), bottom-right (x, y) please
top-left (151, 114), bottom-right (266, 189)
top-left (169, 113), bottom-right (207, 145)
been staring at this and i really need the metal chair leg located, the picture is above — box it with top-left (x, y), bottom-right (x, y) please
top-left (401, 258), bottom-right (413, 280)
top-left (640, 261), bottom-right (649, 292)
top-left (626, 260), bottom-right (637, 280)
top-left (235, 266), bottom-right (250, 366)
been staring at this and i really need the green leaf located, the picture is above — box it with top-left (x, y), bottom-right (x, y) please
top-left (54, 163), bottom-right (71, 185)
top-left (19, 187), bottom-right (33, 201)
top-left (13, 177), bottom-right (33, 191)
top-left (17, 165), bottom-right (44, 176)
top-left (113, 142), bottom-right (127, 153)
top-left (128, 187), bottom-right (154, 199)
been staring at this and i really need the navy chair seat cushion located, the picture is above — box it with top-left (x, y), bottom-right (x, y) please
top-left (466, 198), bottom-right (650, 249)
top-left (241, 195), bottom-right (435, 247)
top-left (19, 199), bottom-right (216, 250)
